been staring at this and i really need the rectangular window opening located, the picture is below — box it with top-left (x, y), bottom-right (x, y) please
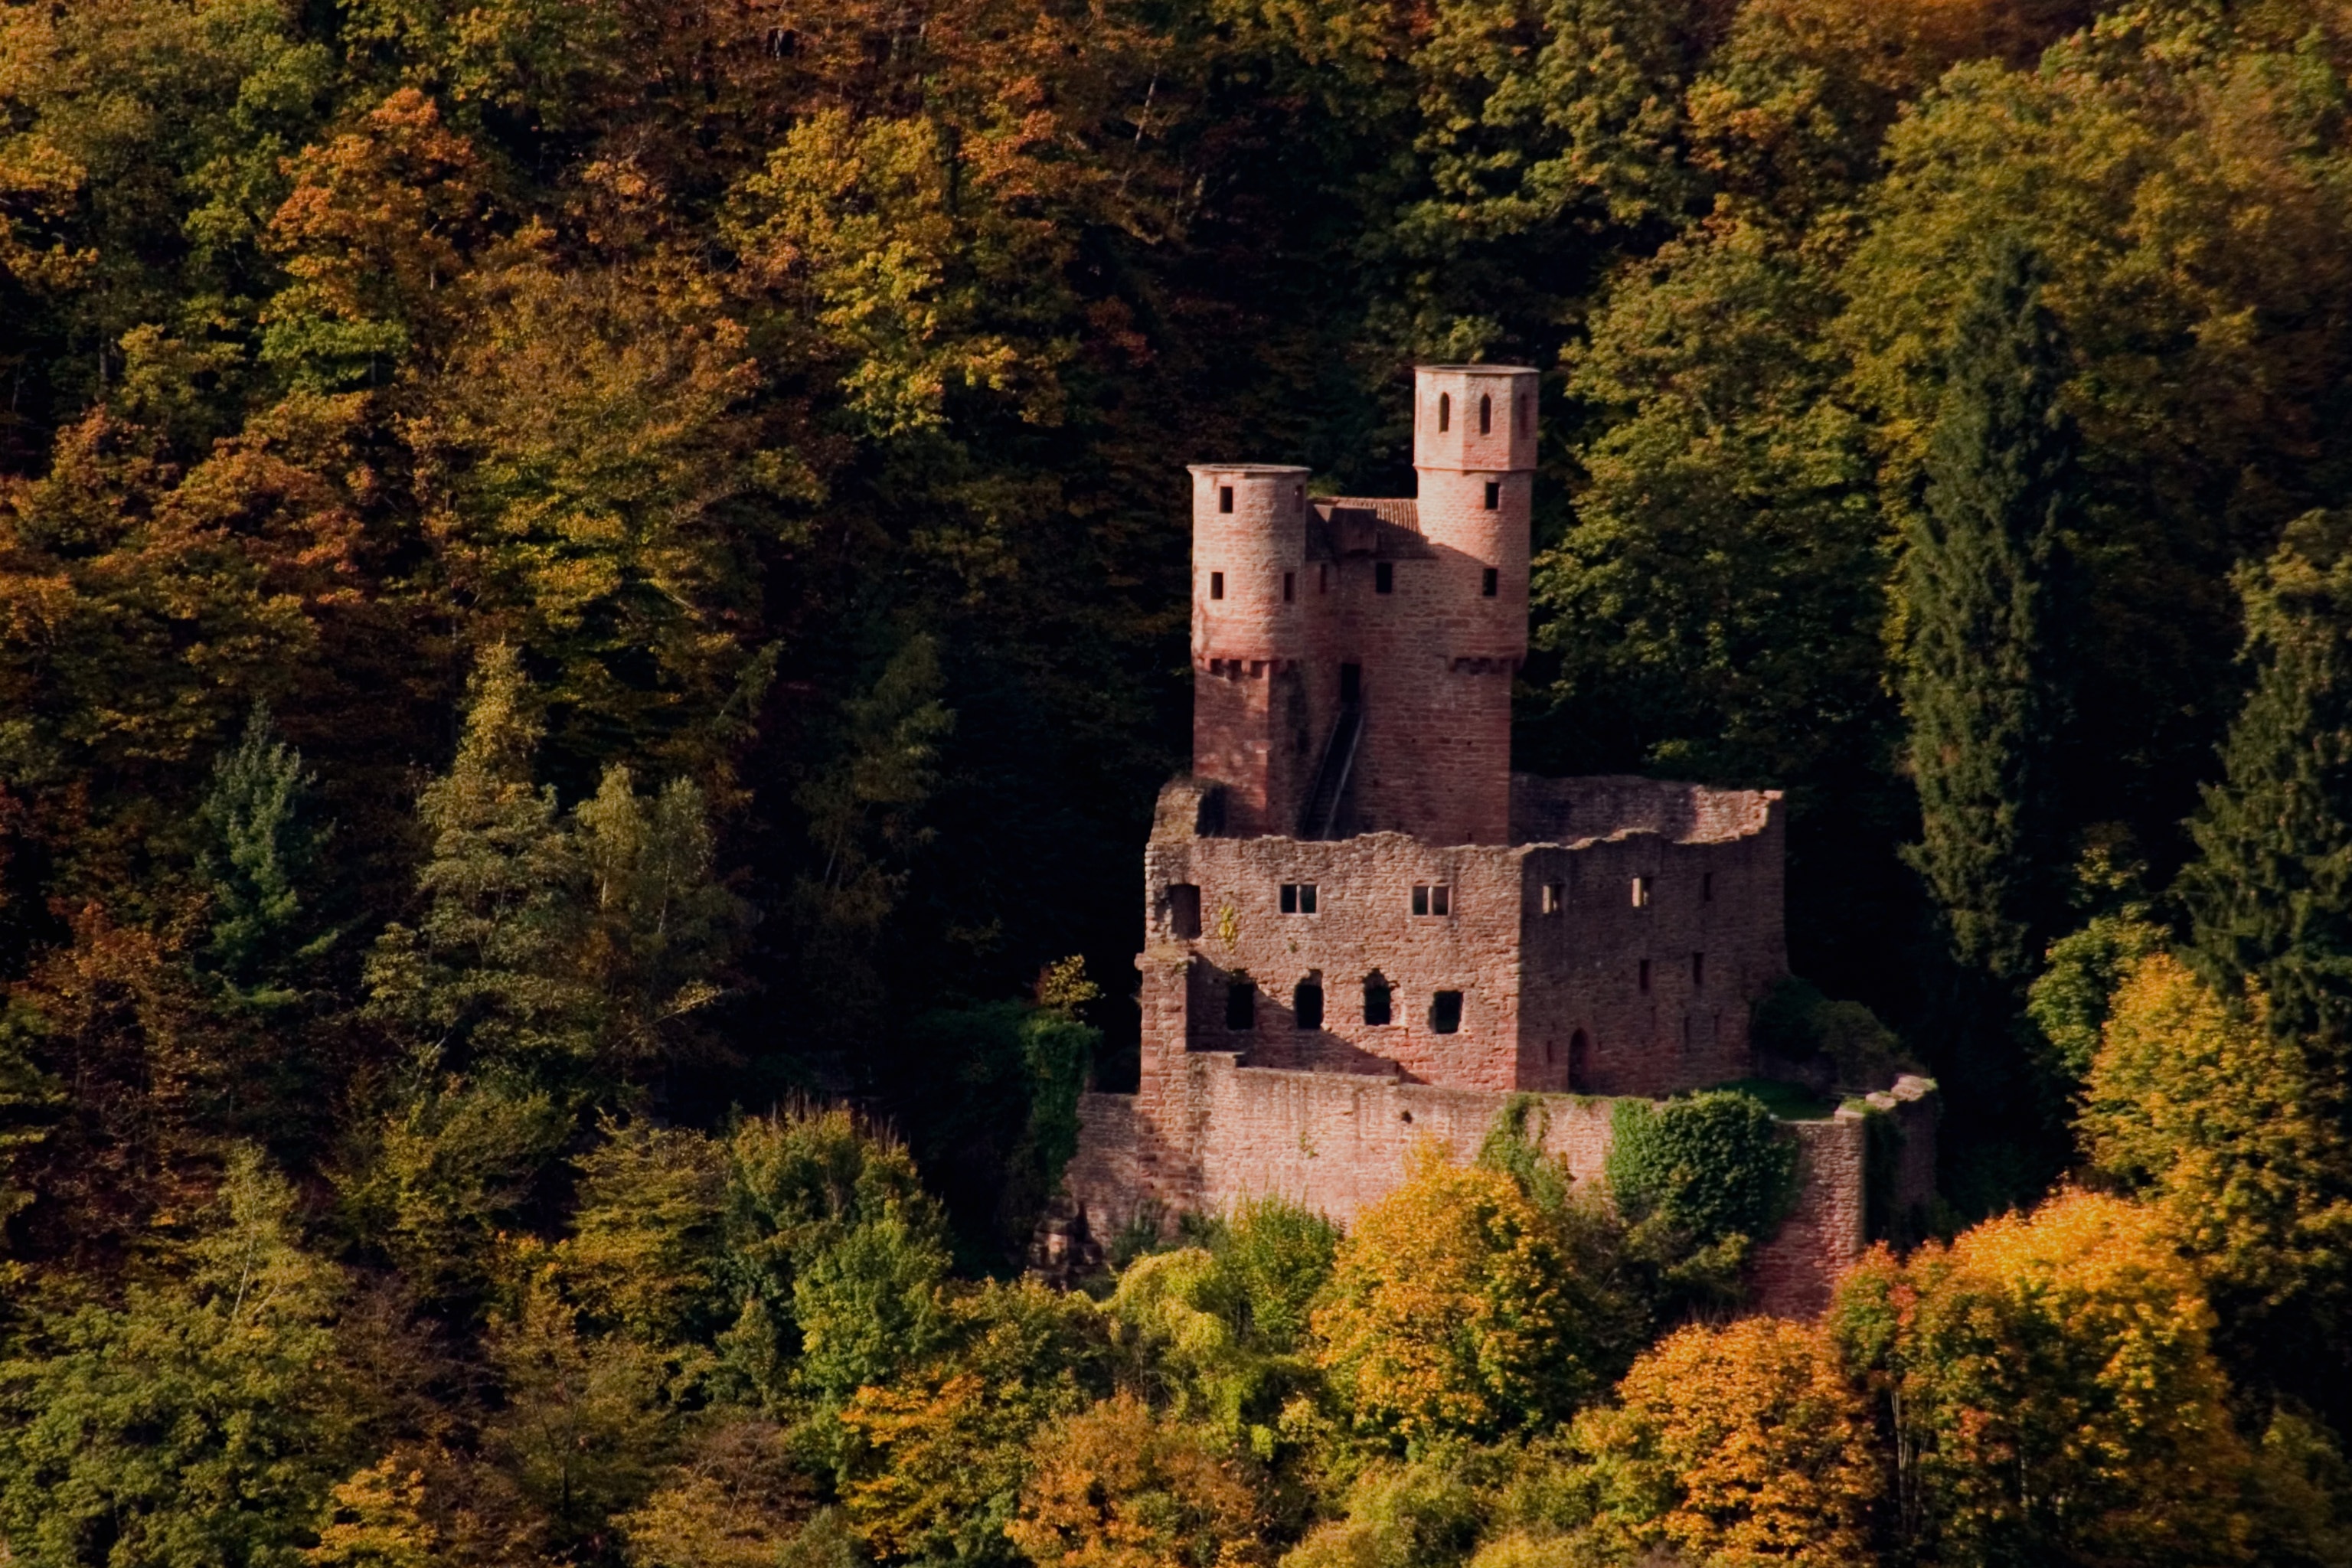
top-left (1540, 882), bottom-right (1563, 915)
top-left (1632, 875), bottom-right (1652, 908)
top-left (1364, 975), bottom-right (1392, 1027)
top-left (1225, 979), bottom-right (1255, 1031)
top-left (1693, 952), bottom-right (1706, 988)
top-left (1430, 990), bottom-right (1463, 1034)
top-left (1168, 884), bottom-right (1200, 939)
top-left (1210, 571), bottom-right (1224, 600)
top-left (1294, 978), bottom-right (1324, 1031)
top-left (1483, 482), bottom-right (1500, 510)
top-left (1411, 884), bottom-right (1427, 916)
top-left (1702, 871), bottom-right (1713, 902)
top-left (1283, 571), bottom-right (1295, 603)
top-left (1414, 884), bottom-right (1451, 916)
top-left (1481, 567), bottom-right (1499, 598)
top-left (1280, 883), bottom-right (1318, 915)
top-left (1218, 485), bottom-right (1234, 514)
top-left (1638, 959), bottom-right (1651, 995)
top-left (1375, 561), bottom-right (1394, 595)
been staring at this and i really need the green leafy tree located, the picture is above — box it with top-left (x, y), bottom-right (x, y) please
top-left (0, 1147), bottom-right (360, 1567)
top-left (1605, 1089), bottom-right (1795, 1309)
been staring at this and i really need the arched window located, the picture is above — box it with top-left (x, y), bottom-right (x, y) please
top-left (1293, 976), bottom-right (1324, 1031)
top-left (1478, 393), bottom-right (1491, 433)
top-left (1437, 393), bottom-right (1450, 433)
top-left (1363, 972), bottom-right (1393, 1026)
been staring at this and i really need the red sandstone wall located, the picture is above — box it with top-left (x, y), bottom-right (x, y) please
top-left (1746, 1113), bottom-right (1869, 1319)
top-left (1063, 1057), bottom-right (1877, 1317)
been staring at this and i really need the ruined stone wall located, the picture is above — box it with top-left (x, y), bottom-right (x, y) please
top-left (1515, 802), bottom-right (1787, 1096)
top-left (1065, 1050), bottom-right (1893, 1318)
top-left (1148, 832), bottom-right (1530, 1089)
top-left (1745, 1113), bottom-right (1869, 1319)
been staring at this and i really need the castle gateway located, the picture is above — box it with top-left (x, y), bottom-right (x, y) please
top-left (1059, 365), bottom-right (1928, 1314)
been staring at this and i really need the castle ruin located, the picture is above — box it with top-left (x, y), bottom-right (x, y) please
top-left (1059, 365), bottom-right (1932, 1315)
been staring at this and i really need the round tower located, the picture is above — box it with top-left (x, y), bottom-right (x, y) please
top-left (1190, 464), bottom-right (1312, 668)
top-left (1411, 365), bottom-right (1538, 662)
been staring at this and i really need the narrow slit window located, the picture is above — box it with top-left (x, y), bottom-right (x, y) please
top-left (1483, 481), bottom-right (1500, 510)
top-left (1438, 393), bottom-right (1450, 433)
top-left (1319, 564), bottom-right (1331, 593)
top-left (1482, 567), bottom-right (1499, 597)
top-left (1226, 979), bottom-right (1255, 1031)
top-left (1210, 571), bottom-right (1223, 600)
top-left (1638, 959), bottom-right (1651, 994)
top-left (1294, 978), bottom-right (1324, 1031)
top-left (1702, 871), bottom-right (1713, 902)
top-left (1283, 571), bottom-right (1295, 603)
top-left (1168, 884), bottom-right (1200, 939)
top-left (1294, 484), bottom-right (1305, 510)
top-left (1430, 990), bottom-right (1463, 1034)
top-left (1364, 974), bottom-right (1392, 1027)
top-left (1218, 485), bottom-right (1233, 514)
top-left (1478, 393), bottom-right (1491, 434)
top-left (1375, 562), bottom-right (1394, 594)
top-left (1279, 883), bottom-right (1318, 915)
top-left (1632, 875), bottom-right (1652, 908)
top-left (1518, 394), bottom-right (1531, 434)
top-left (1540, 881), bottom-right (1563, 915)
top-left (1692, 952), bottom-right (1705, 988)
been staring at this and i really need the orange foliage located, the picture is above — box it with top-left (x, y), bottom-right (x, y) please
top-left (1598, 1316), bottom-right (1878, 1566)
top-left (1832, 1190), bottom-right (2252, 1564)
top-left (1007, 1391), bottom-right (1266, 1568)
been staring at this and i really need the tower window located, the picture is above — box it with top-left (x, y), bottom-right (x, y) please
top-left (1279, 882), bottom-right (1318, 915)
top-left (1540, 881), bottom-right (1563, 915)
top-left (1702, 871), bottom-right (1713, 902)
top-left (1632, 875), bottom-right (1652, 908)
top-left (1295, 484), bottom-right (1305, 510)
top-left (1478, 393), bottom-right (1491, 433)
top-left (1226, 979), bottom-right (1255, 1031)
top-left (1430, 990), bottom-right (1463, 1034)
top-left (1375, 562), bottom-right (1393, 594)
top-left (1284, 571), bottom-right (1295, 603)
top-left (1340, 663), bottom-right (1361, 703)
top-left (1218, 485), bottom-right (1233, 514)
top-left (1294, 977), bottom-right (1324, 1031)
top-left (1483, 482), bottom-right (1499, 511)
top-left (1482, 567), bottom-right (1498, 597)
top-left (1210, 572), bottom-right (1223, 600)
top-left (1411, 884), bottom-right (1452, 916)
top-left (1692, 951), bottom-right (1706, 988)
top-left (1638, 959), bottom-right (1651, 994)
top-left (1168, 884), bottom-right (1200, 939)
top-left (1438, 393), bottom-right (1450, 433)
top-left (1364, 973), bottom-right (1392, 1027)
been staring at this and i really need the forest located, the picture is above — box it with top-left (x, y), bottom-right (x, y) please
top-left (2, 0), bottom-right (2352, 1560)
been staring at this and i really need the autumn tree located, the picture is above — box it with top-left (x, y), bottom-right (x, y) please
top-left (1008, 1391), bottom-right (1267, 1568)
top-left (1576, 1317), bottom-right (1879, 1566)
top-left (1312, 1146), bottom-right (1608, 1449)
top-left (1831, 1190), bottom-right (2253, 1565)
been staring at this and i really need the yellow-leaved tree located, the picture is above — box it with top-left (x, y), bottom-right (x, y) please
top-left (1311, 1144), bottom-right (1601, 1449)
top-left (1576, 1316), bottom-right (1878, 1566)
top-left (1832, 1189), bottom-right (2252, 1565)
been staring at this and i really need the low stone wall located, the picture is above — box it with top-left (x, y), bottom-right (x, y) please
top-left (1066, 1054), bottom-right (1936, 1316)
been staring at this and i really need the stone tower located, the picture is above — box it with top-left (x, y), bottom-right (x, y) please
top-left (1188, 364), bottom-right (1540, 844)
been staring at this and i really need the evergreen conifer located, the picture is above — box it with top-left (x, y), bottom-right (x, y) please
top-left (193, 707), bottom-right (338, 1011)
top-left (2180, 511), bottom-right (2352, 1057)
top-left (1899, 237), bottom-right (2080, 1172)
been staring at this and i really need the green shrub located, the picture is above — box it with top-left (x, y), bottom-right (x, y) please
top-left (1605, 1091), bottom-right (1796, 1248)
